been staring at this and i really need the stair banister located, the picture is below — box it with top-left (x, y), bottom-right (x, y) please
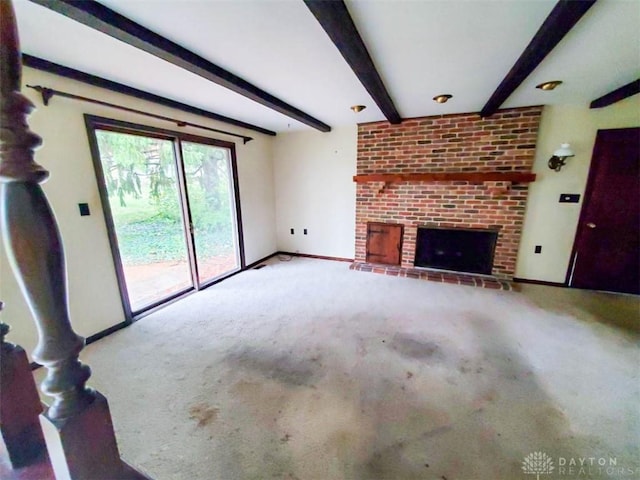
top-left (0, 0), bottom-right (94, 422)
top-left (0, 302), bottom-right (50, 470)
top-left (0, 2), bottom-right (148, 478)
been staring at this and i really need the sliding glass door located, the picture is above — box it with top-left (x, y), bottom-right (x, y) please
top-left (182, 142), bottom-right (240, 284)
top-left (94, 130), bottom-right (192, 311)
top-left (87, 116), bottom-right (243, 317)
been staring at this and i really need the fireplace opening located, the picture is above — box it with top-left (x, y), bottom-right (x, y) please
top-left (414, 227), bottom-right (498, 275)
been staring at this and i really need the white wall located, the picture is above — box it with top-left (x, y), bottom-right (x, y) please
top-left (0, 67), bottom-right (276, 357)
top-left (273, 126), bottom-right (357, 259)
top-left (236, 137), bottom-right (277, 264)
top-left (516, 96), bottom-right (640, 283)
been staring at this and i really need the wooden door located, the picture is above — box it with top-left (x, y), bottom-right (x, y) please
top-left (366, 222), bottom-right (403, 265)
top-left (569, 128), bottom-right (639, 294)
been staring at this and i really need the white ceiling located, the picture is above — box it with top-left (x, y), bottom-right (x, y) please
top-left (13, 0), bottom-right (640, 135)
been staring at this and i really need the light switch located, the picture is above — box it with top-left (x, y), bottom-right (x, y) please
top-left (559, 194), bottom-right (580, 203)
top-left (78, 203), bottom-right (90, 216)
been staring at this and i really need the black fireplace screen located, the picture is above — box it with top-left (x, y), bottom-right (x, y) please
top-left (414, 227), bottom-right (498, 275)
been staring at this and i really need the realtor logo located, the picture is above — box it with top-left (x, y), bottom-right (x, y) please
top-left (522, 451), bottom-right (555, 480)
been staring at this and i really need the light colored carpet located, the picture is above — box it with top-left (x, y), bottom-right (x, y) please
top-left (46, 258), bottom-right (640, 479)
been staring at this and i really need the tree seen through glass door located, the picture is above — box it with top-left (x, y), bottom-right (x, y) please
top-left (182, 141), bottom-right (239, 284)
top-left (93, 127), bottom-right (241, 314)
top-left (96, 130), bottom-right (192, 311)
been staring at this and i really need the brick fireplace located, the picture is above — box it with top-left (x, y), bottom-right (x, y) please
top-left (354, 106), bottom-right (542, 280)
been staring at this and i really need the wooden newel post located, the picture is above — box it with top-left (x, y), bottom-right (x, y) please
top-left (0, 1), bottom-right (127, 478)
top-left (0, 302), bottom-right (48, 468)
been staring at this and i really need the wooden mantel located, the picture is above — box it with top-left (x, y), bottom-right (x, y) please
top-left (353, 172), bottom-right (536, 184)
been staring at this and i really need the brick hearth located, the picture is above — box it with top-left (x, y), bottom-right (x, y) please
top-left (349, 262), bottom-right (512, 290)
top-left (355, 106), bottom-right (542, 279)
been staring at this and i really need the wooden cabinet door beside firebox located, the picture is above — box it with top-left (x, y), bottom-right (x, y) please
top-left (366, 222), bottom-right (403, 265)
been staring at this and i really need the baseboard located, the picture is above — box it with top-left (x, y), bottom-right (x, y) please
top-left (513, 277), bottom-right (567, 287)
top-left (277, 251), bottom-right (354, 263)
top-left (245, 252), bottom-right (279, 269)
top-left (86, 320), bottom-right (130, 345)
top-left (30, 320), bottom-right (130, 370)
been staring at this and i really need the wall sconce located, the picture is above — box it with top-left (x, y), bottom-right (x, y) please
top-left (548, 143), bottom-right (575, 172)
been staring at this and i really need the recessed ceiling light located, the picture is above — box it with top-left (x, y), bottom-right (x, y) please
top-left (350, 105), bottom-right (366, 113)
top-left (433, 94), bottom-right (452, 104)
top-left (536, 80), bottom-right (563, 91)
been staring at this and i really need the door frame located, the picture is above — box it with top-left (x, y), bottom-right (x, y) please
top-left (84, 115), bottom-right (245, 321)
top-left (565, 127), bottom-right (638, 289)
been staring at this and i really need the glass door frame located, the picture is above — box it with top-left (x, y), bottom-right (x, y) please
top-left (85, 115), bottom-right (245, 321)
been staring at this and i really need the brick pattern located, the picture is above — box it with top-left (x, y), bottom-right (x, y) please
top-left (349, 262), bottom-right (512, 290)
top-left (355, 106), bottom-right (542, 279)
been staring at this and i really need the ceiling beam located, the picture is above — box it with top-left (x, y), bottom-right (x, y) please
top-left (590, 79), bottom-right (640, 109)
top-left (481, 0), bottom-right (597, 118)
top-left (22, 55), bottom-right (277, 136)
top-left (304, 0), bottom-right (402, 124)
top-left (29, 0), bottom-right (331, 132)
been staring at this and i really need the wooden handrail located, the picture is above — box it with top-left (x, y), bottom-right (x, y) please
top-left (353, 172), bottom-right (536, 183)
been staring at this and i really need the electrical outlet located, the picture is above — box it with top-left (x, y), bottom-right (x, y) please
top-left (534, 245), bottom-right (542, 254)
top-left (290, 228), bottom-right (294, 235)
